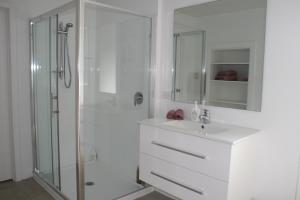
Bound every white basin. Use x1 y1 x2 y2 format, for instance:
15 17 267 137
162 120 227 134
139 118 259 144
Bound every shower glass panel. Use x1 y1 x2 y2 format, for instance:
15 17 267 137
173 31 206 103
31 4 78 198
31 15 60 189
82 3 151 200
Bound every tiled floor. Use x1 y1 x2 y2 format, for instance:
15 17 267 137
0 179 172 200
0 178 54 200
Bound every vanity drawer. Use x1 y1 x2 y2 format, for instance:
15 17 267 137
140 125 232 181
140 153 228 200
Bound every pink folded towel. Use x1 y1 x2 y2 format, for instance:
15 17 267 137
174 109 184 120
166 109 184 120
166 110 176 119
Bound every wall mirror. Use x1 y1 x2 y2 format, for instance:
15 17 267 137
172 0 267 111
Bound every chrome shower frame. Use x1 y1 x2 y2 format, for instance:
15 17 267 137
30 1 76 200
30 0 154 200
76 1 153 200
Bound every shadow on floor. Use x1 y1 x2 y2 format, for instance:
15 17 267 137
0 178 54 200
136 191 174 200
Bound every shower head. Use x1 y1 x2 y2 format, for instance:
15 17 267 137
65 23 73 32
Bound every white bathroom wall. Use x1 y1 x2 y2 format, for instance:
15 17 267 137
1 0 71 17
0 7 13 182
95 0 159 118
154 0 300 199
90 0 157 16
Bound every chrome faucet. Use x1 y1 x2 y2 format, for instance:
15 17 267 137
199 109 210 124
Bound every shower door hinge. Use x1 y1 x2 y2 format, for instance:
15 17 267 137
34 168 40 174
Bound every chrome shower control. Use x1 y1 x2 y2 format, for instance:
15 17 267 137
134 92 143 106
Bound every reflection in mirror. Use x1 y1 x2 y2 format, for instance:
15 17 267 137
173 31 206 103
172 0 267 111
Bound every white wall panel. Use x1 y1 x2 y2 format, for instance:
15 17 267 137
0 7 13 182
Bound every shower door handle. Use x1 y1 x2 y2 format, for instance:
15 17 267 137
50 92 59 115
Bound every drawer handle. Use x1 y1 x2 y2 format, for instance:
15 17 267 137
151 171 205 196
151 141 207 160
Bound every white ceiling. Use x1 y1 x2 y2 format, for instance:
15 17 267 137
176 0 267 18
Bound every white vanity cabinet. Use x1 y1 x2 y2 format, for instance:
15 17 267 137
139 119 259 200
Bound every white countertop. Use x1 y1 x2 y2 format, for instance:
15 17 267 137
138 118 259 145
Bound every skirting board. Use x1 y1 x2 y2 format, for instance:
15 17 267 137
296 157 300 200
297 175 300 200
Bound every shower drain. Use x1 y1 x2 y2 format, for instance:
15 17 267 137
85 181 95 186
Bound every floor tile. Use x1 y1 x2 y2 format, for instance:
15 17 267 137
0 179 174 200
135 191 174 200
0 179 54 200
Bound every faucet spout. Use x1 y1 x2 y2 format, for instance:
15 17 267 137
199 109 210 124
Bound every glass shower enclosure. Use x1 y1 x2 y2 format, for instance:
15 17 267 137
30 1 152 200
173 31 206 103
82 2 151 200
31 14 61 189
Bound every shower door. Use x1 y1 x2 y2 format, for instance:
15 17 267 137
173 31 206 103
81 2 151 200
31 15 60 189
